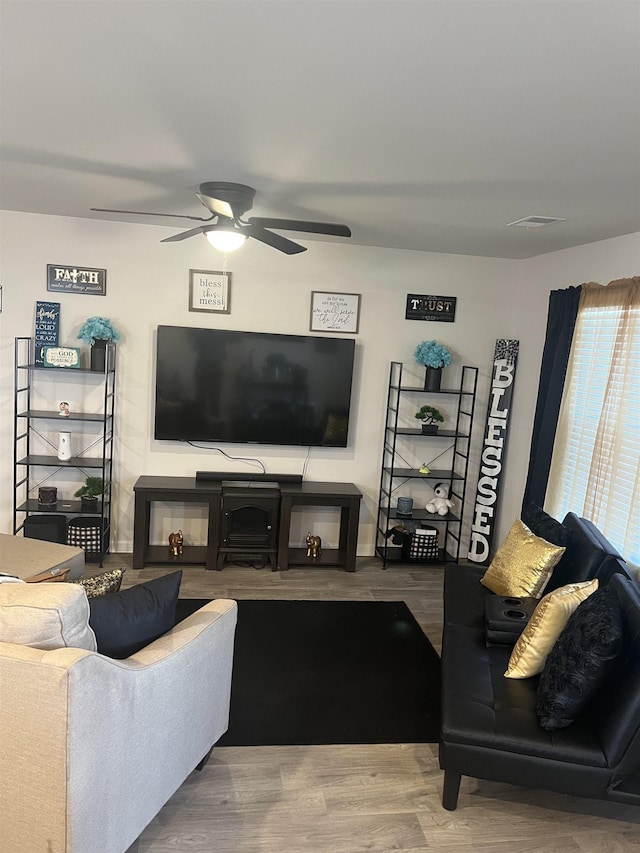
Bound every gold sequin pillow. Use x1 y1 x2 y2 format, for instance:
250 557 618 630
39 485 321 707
481 519 565 599
504 579 598 679
72 568 124 599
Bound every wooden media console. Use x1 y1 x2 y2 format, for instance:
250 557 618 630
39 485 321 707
132 476 362 572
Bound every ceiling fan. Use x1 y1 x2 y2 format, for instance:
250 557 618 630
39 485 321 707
91 182 352 254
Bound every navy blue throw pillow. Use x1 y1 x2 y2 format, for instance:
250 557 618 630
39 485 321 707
536 584 623 730
521 502 573 548
89 570 182 659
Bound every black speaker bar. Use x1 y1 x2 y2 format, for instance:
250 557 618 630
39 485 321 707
195 471 303 483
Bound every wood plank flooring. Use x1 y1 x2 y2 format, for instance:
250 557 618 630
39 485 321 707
97 555 640 853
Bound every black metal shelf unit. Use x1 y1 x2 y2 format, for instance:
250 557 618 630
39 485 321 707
375 361 478 567
13 336 116 565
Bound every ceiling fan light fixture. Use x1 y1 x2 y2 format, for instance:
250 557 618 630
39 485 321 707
205 229 247 252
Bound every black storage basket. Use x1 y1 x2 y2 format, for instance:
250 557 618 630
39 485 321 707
403 525 440 562
24 514 68 544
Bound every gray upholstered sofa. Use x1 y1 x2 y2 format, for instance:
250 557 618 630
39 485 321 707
0 583 237 853
440 512 640 811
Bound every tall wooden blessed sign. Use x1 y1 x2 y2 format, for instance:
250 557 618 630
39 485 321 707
468 339 520 565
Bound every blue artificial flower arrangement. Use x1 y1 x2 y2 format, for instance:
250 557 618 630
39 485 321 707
77 317 121 346
414 340 452 368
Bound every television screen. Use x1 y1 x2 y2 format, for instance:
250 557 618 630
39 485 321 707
154 326 356 447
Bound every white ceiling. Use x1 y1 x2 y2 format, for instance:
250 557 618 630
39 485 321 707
1 0 639 259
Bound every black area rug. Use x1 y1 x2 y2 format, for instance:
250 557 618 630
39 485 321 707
175 598 441 746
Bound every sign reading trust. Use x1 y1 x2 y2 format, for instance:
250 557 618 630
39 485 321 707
405 294 456 322
47 264 107 296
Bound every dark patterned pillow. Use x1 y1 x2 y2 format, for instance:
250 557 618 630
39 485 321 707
522 502 573 548
536 584 623 730
71 567 124 598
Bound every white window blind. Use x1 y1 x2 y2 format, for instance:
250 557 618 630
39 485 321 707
546 281 640 565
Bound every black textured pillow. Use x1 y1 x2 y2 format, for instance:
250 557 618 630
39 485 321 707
536 584 623 730
88 570 182 659
522 502 573 548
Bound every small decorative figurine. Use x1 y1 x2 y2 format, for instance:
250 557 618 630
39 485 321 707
168 530 184 557
425 483 454 516
58 401 70 417
306 531 322 559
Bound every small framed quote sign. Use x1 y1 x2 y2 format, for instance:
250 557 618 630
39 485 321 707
42 347 82 368
310 291 361 334
189 269 231 314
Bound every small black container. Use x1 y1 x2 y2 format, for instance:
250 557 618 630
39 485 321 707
90 339 108 371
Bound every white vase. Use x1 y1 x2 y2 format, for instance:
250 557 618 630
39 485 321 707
57 432 71 461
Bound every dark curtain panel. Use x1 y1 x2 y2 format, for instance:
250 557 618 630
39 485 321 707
522 286 582 510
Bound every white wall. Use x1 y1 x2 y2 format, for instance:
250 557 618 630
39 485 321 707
1 211 637 557
523 233 640 291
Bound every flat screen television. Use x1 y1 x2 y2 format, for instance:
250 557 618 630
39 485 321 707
154 325 356 447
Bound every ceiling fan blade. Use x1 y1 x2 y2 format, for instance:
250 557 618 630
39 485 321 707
196 193 234 219
247 217 351 238
240 223 307 254
91 207 213 222
160 224 217 243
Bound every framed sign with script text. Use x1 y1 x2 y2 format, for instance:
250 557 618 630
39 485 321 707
310 291 361 334
189 269 231 314
34 301 60 365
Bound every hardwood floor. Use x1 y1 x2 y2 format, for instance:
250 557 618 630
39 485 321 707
101 555 640 853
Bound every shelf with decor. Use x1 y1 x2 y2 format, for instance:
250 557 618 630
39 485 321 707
13 336 116 565
375 360 478 568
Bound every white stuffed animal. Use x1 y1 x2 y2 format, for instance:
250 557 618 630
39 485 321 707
425 482 454 516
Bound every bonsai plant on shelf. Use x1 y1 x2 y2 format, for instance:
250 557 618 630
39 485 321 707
74 476 104 511
415 405 444 434
77 317 121 371
414 340 452 390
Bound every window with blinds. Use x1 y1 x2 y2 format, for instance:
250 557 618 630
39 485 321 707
546 290 640 565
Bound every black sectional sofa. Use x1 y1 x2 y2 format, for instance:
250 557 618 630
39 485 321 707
440 512 640 810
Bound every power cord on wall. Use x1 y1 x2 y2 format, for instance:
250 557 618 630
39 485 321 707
186 440 309 482
186 441 267 474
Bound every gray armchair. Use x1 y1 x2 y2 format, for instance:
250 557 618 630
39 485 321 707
0 596 237 853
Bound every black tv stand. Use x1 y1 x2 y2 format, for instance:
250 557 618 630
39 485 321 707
195 471 303 484
132 476 362 572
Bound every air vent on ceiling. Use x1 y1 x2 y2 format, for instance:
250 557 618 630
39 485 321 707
507 215 567 228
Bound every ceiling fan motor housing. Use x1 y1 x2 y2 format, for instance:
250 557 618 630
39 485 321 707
198 182 256 218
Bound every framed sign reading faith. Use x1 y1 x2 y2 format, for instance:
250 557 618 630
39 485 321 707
310 291 361 334
47 264 107 296
189 269 231 314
